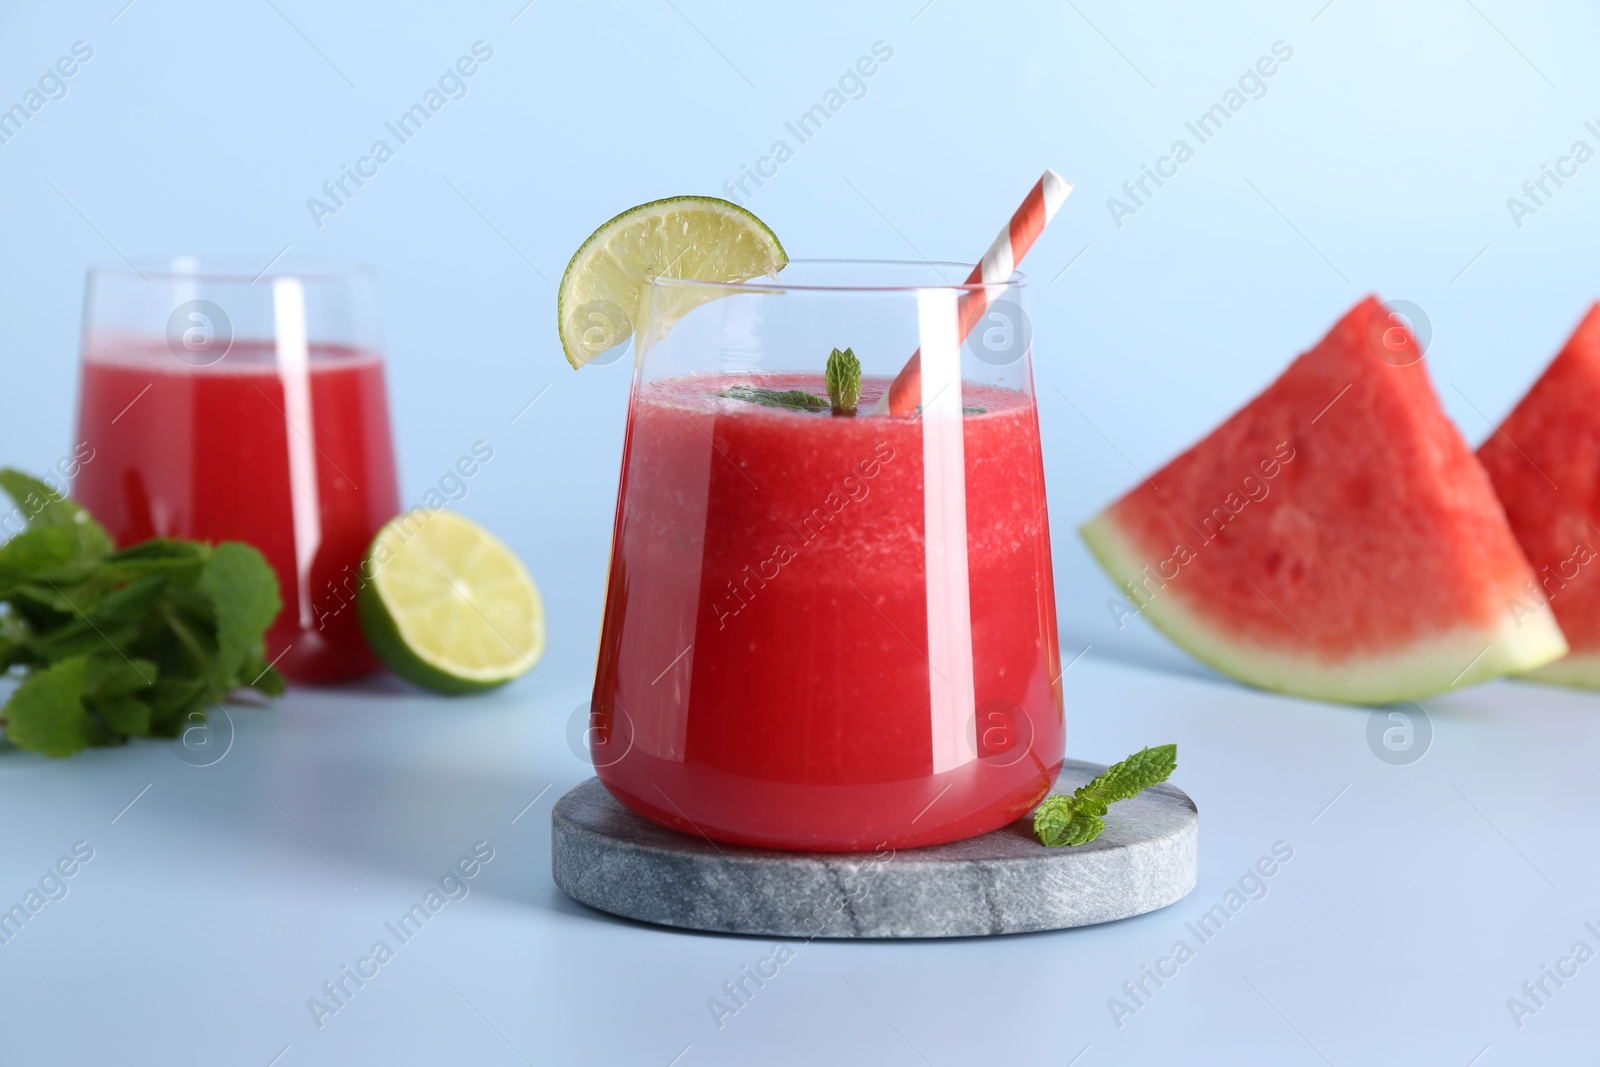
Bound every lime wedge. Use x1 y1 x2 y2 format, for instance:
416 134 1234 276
557 196 787 368
357 511 545 694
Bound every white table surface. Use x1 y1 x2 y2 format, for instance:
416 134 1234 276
2 652 1594 1066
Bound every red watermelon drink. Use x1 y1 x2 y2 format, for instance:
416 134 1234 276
556 188 1072 851
72 263 399 684
592 374 1063 850
588 259 1064 851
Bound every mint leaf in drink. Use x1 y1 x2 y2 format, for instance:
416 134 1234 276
1033 744 1177 847
825 347 862 415
716 385 831 412
0 471 284 757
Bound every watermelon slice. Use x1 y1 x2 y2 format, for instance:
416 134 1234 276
1082 296 1567 704
1479 304 1600 688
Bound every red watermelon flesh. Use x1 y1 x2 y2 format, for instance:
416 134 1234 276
1082 295 1566 703
1479 303 1600 687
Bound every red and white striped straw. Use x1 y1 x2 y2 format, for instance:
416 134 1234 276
868 169 1072 416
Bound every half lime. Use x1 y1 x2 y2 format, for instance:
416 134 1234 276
358 511 545 694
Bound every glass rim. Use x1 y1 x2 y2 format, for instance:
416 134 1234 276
87 256 375 285
647 258 1026 294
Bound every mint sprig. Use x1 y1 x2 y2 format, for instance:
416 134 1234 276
1033 744 1177 847
825 347 861 416
0 470 284 758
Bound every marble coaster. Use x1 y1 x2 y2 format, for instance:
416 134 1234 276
551 760 1198 938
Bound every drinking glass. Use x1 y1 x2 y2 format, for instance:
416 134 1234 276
590 260 1063 851
72 258 400 684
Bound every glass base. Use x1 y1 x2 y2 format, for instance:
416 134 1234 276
268 623 382 685
597 755 1063 852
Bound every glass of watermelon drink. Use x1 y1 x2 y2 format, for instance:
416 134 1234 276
590 260 1064 851
72 260 400 684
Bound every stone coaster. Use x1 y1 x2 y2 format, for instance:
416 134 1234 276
551 760 1198 938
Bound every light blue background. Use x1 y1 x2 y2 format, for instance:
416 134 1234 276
6 0 1600 676
2 1 1599 1064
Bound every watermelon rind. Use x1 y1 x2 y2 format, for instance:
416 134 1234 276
1475 304 1600 693
1520 652 1600 690
1082 511 1569 705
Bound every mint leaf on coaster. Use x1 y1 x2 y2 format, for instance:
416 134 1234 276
716 385 831 412
0 469 284 758
825 347 862 415
1033 744 1178 847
